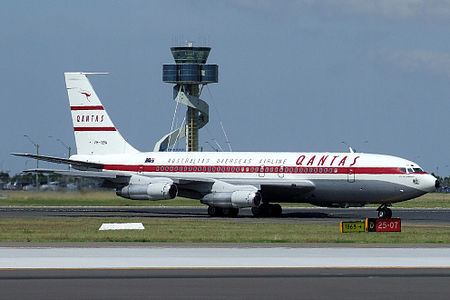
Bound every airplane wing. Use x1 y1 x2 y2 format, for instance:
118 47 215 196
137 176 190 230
23 168 121 179
11 153 103 169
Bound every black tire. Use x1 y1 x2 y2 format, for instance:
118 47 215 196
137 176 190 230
208 206 222 217
386 208 392 219
261 204 272 217
271 204 282 218
377 209 386 219
230 208 239 217
251 206 262 217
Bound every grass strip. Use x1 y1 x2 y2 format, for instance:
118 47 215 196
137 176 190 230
0 218 449 243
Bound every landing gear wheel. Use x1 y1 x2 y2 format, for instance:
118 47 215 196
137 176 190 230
377 206 392 219
208 206 222 217
385 208 392 219
377 209 386 219
251 206 262 218
230 208 239 217
272 204 282 217
252 204 282 218
222 208 239 218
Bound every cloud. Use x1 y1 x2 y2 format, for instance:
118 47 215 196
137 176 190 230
377 48 450 77
231 0 450 19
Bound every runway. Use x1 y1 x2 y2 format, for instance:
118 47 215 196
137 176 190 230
1 268 449 299
0 247 450 299
1 206 450 225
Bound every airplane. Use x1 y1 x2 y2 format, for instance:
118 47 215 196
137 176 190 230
13 72 440 219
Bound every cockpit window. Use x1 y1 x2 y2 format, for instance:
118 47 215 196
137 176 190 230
400 168 406 173
413 168 424 173
407 168 414 173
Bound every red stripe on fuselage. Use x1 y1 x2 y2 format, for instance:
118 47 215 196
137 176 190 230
102 164 411 175
74 127 116 131
71 106 104 110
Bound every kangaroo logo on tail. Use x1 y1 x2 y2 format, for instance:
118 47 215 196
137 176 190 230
80 91 91 101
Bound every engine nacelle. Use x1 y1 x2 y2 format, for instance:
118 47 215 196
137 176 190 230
201 190 261 208
117 182 178 200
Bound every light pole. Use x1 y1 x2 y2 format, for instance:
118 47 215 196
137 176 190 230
24 134 40 190
49 136 72 170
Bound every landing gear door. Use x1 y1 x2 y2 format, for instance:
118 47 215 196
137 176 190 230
347 168 355 183
259 165 265 177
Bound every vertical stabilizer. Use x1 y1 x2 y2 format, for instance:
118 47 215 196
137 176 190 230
65 72 139 155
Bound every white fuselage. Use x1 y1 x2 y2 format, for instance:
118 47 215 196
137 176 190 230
72 151 437 207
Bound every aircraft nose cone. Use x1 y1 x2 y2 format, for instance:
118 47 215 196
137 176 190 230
420 174 439 192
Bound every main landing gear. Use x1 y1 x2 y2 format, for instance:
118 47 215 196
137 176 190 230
377 204 392 219
251 204 282 218
207 206 239 218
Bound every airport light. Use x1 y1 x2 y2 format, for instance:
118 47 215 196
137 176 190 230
48 136 72 170
23 134 39 189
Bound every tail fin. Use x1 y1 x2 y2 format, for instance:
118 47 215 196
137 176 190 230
64 72 139 155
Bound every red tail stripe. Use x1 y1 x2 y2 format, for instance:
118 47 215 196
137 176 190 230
74 127 116 131
71 106 104 110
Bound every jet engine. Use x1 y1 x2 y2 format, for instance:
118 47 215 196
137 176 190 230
116 175 177 200
201 190 261 208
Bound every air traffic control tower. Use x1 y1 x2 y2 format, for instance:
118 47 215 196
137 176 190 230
153 43 218 152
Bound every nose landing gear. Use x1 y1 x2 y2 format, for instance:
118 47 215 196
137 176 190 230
377 204 392 219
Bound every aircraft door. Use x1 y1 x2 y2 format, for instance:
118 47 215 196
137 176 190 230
347 168 355 183
258 165 265 177
278 166 285 178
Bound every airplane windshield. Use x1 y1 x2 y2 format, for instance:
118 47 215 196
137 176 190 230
413 168 424 173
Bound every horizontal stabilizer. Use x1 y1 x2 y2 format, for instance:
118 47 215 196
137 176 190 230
11 153 103 169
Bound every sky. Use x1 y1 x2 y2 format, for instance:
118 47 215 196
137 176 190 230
0 0 449 176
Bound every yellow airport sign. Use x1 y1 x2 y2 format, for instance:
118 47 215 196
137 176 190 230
340 221 365 233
